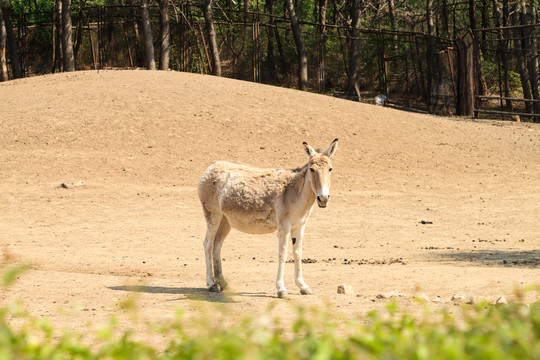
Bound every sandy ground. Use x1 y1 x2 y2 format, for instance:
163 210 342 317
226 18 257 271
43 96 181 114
1 70 539 346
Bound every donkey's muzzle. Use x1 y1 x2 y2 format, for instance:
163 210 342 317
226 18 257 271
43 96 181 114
316 194 330 208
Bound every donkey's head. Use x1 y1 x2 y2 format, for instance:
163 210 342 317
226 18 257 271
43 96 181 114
303 138 338 208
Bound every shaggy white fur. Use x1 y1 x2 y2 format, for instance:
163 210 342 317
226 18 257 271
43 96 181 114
198 139 338 298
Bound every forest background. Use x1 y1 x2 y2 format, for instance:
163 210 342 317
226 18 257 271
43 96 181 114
2 0 540 120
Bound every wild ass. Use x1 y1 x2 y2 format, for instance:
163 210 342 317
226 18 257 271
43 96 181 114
198 139 338 298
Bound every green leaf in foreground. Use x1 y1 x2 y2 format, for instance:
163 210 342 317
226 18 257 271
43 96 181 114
0 265 539 360
2 265 30 288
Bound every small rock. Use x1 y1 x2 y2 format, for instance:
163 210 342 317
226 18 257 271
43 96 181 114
432 296 448 303
375 291 403 299
451 294 474 305
60 181 85 189
337 284 354 295
495 296 508 305
451 294 467 304
388 290 404 298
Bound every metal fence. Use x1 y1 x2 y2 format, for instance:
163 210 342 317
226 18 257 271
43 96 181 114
474 23 540 121
5 3 540 121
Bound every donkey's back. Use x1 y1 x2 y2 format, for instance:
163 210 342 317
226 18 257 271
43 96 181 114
198 161 293 234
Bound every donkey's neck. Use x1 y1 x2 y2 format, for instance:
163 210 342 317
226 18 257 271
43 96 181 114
289 164 317 210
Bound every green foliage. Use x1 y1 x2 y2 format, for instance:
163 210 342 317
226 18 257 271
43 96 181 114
2 264 30 288
1 264 539 359
1 296 539 358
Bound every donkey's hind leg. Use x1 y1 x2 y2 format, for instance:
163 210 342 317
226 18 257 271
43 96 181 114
212 217 231 290
203 208 223 292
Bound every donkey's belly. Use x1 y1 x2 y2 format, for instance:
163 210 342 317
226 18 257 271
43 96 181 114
223 210 278 235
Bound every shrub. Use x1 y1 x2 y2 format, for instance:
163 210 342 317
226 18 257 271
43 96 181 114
1 264 539 359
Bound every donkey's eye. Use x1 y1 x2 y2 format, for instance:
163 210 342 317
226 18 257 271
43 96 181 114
310 168 315 172
329 168 333 172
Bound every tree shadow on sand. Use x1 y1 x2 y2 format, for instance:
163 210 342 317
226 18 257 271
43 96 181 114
434 249 540 268
107 285 274 303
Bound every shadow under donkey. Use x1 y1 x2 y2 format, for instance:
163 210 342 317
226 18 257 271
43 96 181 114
108 285 275 303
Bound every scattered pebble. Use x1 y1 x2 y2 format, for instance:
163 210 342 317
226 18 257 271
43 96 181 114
337 284 354 295
495 296 508 305
451 294 475 305
432 296 448 303
376 290 404 299
286 258 317 264
323 258 405 265
60 181 85 189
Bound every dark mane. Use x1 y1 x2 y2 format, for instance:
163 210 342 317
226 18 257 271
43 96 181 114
290 162 309 173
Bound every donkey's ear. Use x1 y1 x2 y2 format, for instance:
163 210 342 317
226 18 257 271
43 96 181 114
322 138 338 158
303 142 317 157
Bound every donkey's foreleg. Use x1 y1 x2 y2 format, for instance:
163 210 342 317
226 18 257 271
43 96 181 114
292 226 312 295
203 235 217 291
276 224 291 299
203 212 223 292
212 217 231 290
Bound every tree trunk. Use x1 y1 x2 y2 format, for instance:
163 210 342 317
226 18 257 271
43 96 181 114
513 3 533 114
347 0 361 97
159 0 170 70
62 0 75 71
426 0 435 108
527 0 540 119
54 0 63 72
270 0 287 76
2 7 21 78
264 0 278 80
468 0 477 29
73 0 86 65
317 0 328 92
203 0 221 76
51 1 57 72
127 0 144 67
480 0 489 54
244 0 250 20
426 0 434 36
493 0 512 111
388 0 397 51
141 0 156 70
0 8 8 81
440 0 449 37
265 0 286 80
284 0 307 90
469 0 487 98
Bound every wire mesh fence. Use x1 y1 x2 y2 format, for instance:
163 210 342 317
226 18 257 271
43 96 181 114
474 23 540 121
4 2 540 121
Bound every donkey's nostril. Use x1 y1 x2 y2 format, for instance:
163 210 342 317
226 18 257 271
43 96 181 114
317 195 329 204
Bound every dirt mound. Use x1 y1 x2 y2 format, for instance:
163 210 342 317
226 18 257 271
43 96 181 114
1 70 539 345
3 70 537 188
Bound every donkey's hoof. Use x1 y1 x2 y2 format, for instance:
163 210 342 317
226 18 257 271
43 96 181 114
277 290 289 299
209 284 221 292
300 287 313 295
216 281 228 291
